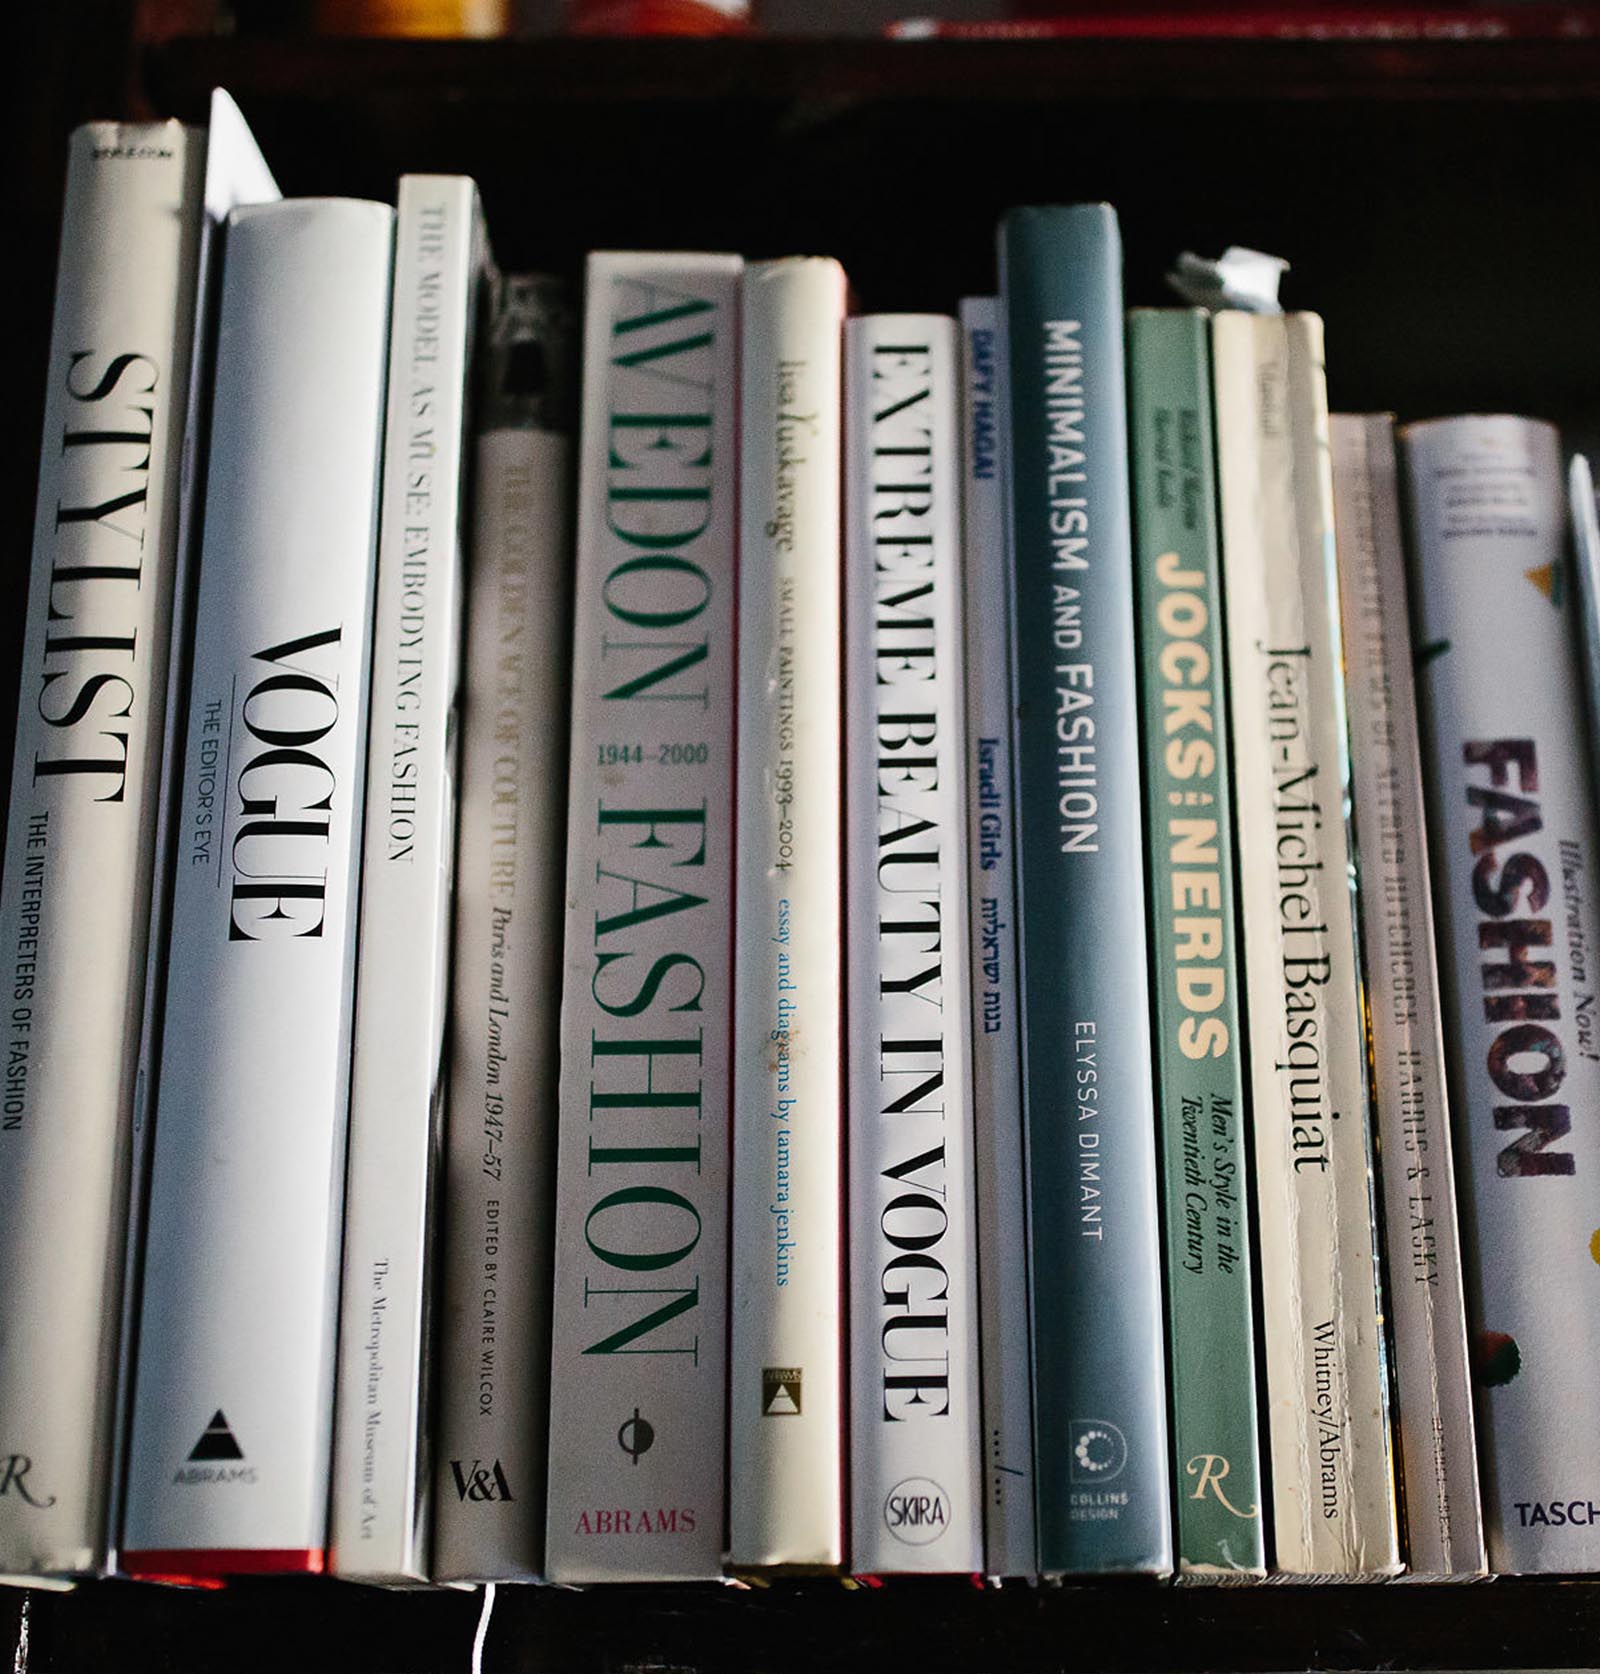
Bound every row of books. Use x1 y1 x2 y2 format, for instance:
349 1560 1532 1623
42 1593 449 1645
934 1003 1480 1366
3 90 1599 1592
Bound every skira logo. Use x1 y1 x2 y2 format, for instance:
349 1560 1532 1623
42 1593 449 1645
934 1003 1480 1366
883 1477 949 1546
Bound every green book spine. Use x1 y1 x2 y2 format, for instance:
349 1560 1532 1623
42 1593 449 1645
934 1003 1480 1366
1128 309 1266 1578
998 204 1172 1575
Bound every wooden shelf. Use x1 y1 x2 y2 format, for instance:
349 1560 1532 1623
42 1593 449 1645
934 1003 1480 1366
9 1571 1600 1672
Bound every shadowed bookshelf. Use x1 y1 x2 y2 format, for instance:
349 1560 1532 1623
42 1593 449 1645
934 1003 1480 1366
6 4 1600 1668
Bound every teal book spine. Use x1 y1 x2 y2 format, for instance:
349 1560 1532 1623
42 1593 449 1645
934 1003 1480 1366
997 205 1172 1576
1127 309 1265 1578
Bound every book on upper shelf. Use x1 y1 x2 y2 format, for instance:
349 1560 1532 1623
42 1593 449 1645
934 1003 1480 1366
545 251 739 1585
1403 413 1600 1576
1128 306 1266 1581
121 195 393 1584
729 255 849 1573
843 312 983 1577
998 203 1172 1579
432 273 575 1585
1213 310 1400 1580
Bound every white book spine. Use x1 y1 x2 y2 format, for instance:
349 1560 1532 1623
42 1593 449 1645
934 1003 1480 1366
1329 413 1486 1579
0 121 204 1582
432 277 574 1583
1573 453 1600 804
1402 415 1600 1574
845 315 982 1574
112 90 279 1578
332 176 486 1584
1212 313 1400 1578
957 296 1036 1580
121 198 393 1578
730 256 848 1569
544 252 741 1583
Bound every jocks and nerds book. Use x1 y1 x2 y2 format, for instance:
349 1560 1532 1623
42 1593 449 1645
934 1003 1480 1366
1329 413 1485 1580
545 253 741 1583
332 176 490 1585
997 205 1172 1577
958 296 1037 1580
1402 415 1600 1574
730 256 848 1570
1127 309 1265 1580
0 119 205 1586
433 276 576 1584
844 315 983 1576
121 198 393 1582
1212 312 1400 1579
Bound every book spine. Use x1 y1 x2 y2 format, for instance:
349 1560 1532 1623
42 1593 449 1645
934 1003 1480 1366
1330 412 1486 1580
997 204 1171 1577
111 90 280 1578
544 252 741 1584
844 315 982 1574
120 197 393 1580
1212 311 1400 1577
958 296 1037 1580
729 256 848 1570
331 177 487 1584
0 120 204 1584
1401 414 1600 1575
432 277 575 1584
1571 454 1600 806
1127 308 1266 1579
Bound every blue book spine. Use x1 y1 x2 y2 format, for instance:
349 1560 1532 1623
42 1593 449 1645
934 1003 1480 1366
997 204 1172 1576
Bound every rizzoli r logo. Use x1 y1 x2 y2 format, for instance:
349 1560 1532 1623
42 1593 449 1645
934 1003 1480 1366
451 1459 514 1503
1186 1453 1259 1519
0 1454 55 1508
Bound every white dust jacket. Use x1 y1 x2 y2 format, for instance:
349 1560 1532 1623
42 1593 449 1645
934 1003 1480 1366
1404 415 1600 1574
112 90 280 1579
545 252 741 1583
844 314 982 1574
332 176 488 1585
0 120 205 1584
121 198 392 1581
729 256 848 1570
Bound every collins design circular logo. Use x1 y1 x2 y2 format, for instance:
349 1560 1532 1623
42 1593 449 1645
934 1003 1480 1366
1069 1419 1128 1483
883 1477 950 1545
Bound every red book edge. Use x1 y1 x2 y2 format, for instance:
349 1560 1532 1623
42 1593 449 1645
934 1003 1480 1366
120 1548 325 1586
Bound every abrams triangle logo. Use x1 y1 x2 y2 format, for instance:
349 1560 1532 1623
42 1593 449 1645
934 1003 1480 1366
173 1411 257 1485
188 1410 244 1462
761 1367 802 1417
